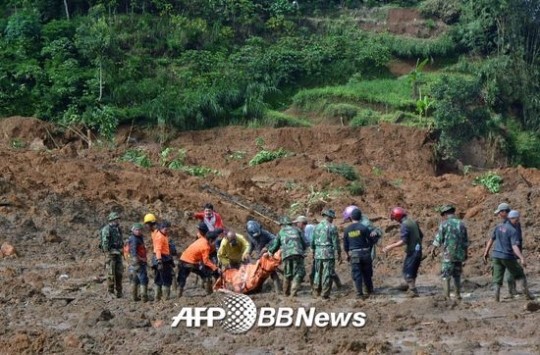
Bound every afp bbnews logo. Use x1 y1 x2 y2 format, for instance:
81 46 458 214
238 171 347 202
171 290 367 334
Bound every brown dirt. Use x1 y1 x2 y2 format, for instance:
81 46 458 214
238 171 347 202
0 116 539 354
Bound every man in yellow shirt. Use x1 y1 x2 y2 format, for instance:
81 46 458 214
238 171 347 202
218 231 250 269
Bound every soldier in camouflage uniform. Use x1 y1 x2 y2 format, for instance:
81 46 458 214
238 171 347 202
430 205 469 300
100 212 124 298
311 209 342 299
267 216 307 297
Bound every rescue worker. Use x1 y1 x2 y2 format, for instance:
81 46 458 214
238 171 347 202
343 208 379 298
152 221 174 301
429 205 468 300
128 223 148 302
483 210 534 302
493 202 521 297
342 205 383 261
383 207 423 297
178 230 221 296
100 212 124 298
311 209 342 299
143 213 159 241
218 231 250 269
267 216 307 297
187 203 224 232
246 220 282 294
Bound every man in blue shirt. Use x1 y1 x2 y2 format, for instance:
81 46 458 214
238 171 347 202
483 210 533 302
343 209 379 298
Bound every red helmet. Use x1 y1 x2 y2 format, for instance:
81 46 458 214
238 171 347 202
390 207 407 222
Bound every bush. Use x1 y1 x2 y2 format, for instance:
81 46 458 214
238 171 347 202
419 0 461 24
249 110 312 128
324 163 359 181
121 149 152 168
249 148 289 166
473 172 503 193
350 109 379 127
347 181 365 196
324 104 359 120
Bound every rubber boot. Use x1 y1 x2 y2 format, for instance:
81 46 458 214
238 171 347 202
454 276 462 300
273 277 283 295
519 279 534 300
290 279 300 297
407 280 418 298
115 276 123 299
333 273 343 290
163 286 171 300
494 285 501 302
283 279 291 296
508 280 517 298
140 285 148 302
204 279 213 295
155 286 162 301
131 283 140 301
443 278 451 298
177 288 183 298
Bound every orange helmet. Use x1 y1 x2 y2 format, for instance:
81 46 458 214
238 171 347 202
390 207 407 222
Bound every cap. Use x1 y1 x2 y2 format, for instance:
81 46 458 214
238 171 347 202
508 210 520 218
131 223 144 231
322 209 336 218
279 216 292 225
439 205 456 215
494 203 511 215
293 216 308 223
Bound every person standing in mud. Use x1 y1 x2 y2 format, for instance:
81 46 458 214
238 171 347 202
343 205 383 261
383 207 423 297
187 203 224 232
267 216 307 297
493 202 522 297
152 221 174 301
100 212 124 298
343 208 379 298
178 230 221 297
483 210 533 302
246 220 282 294
127 223 148 302
429 205 468 300
218 231 251 269
311 209 342 299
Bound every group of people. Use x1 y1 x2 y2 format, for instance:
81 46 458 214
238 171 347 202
98 201 535 302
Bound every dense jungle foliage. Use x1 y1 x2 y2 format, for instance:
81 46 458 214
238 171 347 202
0 0 539 166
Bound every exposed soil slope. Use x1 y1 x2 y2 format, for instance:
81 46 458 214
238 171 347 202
0 117 539 354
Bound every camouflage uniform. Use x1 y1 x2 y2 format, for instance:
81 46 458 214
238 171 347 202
311 216 341 298
433 213 468 298
268 218 307 296
101 213 124 298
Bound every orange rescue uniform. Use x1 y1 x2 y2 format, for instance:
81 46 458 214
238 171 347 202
180 238 218 271
153 230 170 260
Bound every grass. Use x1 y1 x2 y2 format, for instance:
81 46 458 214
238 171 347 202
249 148 290 166
324 162 359 181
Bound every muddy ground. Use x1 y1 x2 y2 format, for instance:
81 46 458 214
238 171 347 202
0 116 539 354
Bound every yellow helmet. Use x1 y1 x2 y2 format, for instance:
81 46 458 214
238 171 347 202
144 213 157 224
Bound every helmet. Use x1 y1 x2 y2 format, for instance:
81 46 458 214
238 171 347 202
197 222 209 235
439 205 455 215
350 208 362 221
158 220 171 229
131 223 144 231
279 216 292 225
342 205 360 221
108 212 120 221
390 207 407 222
144 213 157 224
322 209 336 219
246 220 261 237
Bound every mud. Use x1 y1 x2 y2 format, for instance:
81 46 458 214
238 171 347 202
0 117 539 354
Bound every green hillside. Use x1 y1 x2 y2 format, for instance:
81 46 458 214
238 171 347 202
1 0 539 166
